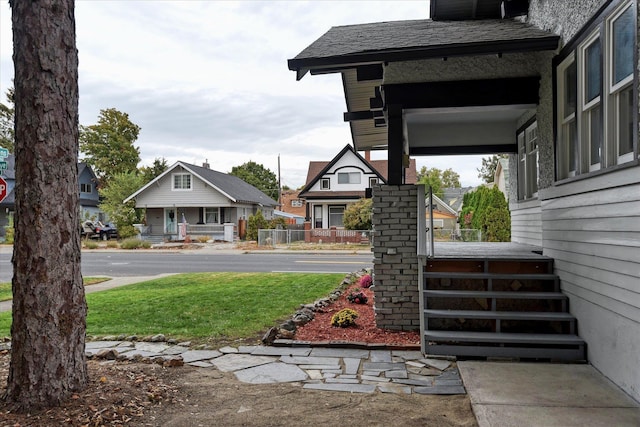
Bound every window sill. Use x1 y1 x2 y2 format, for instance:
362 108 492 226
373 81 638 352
554 158 639 186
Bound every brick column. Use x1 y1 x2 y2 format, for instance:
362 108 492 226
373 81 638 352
372 184 419 331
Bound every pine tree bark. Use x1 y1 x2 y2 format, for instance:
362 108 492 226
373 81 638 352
4 0 87 410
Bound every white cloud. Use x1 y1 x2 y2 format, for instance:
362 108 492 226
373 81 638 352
1 1 486 188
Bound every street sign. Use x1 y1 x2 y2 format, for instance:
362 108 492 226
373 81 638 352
0 147 7 158
0 161 7 170
0 177 7 203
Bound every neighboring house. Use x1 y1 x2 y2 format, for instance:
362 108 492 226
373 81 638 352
441 186 475 216
124 161 278 241
289 0 640 401
78 162 102 222
426 193 458 231
0 156 101 239
298 144 416 228
279 189 306 218
494 157 510 199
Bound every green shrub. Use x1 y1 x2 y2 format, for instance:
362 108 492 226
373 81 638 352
120 238 151 249
106 240 119 249
246 210 269 241
3 215 14 244
117 224 138 239
84 241 99 249
343 198 372 230
331 308 359 328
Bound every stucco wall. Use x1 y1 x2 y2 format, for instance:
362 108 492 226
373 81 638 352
371 185 420 331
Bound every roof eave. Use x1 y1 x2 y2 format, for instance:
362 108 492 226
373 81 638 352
288 36 559 76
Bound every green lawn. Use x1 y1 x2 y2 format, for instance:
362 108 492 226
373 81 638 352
0 277 109 302
0 272 344 341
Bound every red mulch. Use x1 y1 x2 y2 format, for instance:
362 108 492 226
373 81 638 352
294 284 421 347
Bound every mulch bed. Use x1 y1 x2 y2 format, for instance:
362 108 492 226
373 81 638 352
294 283 421 347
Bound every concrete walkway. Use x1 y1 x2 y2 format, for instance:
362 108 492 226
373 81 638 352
458 361 640 427
0 274 176 313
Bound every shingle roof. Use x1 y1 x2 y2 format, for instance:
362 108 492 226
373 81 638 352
181 162 278 207
289 18 559 75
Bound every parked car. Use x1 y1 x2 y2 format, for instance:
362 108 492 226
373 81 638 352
81 220 118 240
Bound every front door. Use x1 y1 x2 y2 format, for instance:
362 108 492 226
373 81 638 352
165 208 176 234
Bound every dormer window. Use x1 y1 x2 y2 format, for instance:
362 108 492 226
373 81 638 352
320 178 330 190
369 177 379 187
338 172 361 184
173 173 192 190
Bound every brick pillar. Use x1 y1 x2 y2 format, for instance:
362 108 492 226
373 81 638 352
372 184 419 331
304 221 311 243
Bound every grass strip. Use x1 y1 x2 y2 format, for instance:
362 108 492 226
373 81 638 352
0 272 343 340
0 277 110 302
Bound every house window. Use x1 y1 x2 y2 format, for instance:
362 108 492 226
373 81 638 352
610 2 635 163
337 172 361 184
173 173 192 190
369 177 379 187
291 199 303 208
205 207 219 224
328 205 345 228
555 0 637 179
314 205 323 228
320 178 330 190
80 183 92 193
517 121 538 200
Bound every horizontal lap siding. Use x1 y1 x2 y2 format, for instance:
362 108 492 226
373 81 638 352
541 175 640 401
542 182 640 317
510 200 542 246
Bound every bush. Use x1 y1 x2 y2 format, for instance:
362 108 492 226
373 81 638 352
106 240 119 249
359 274 372 288
347 291 368 304
3 215 14 244
343 198 372 230
120 238 151 249
117 224 138 240
331 308 359 328
246 210 269 241
84 241 99 249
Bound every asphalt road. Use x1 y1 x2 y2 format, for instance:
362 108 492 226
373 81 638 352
0 249 373 282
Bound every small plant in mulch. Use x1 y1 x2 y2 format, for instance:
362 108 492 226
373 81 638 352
347 291 368 305
331 308 359 328
359 274 372 288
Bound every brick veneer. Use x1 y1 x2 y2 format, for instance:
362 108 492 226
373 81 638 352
371 184 420 331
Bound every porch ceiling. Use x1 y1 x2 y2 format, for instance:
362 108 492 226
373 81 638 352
289 17 558 155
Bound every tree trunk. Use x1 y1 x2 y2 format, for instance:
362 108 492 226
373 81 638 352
4 0 87 410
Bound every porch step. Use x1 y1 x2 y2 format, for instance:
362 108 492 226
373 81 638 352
424 290 567 300
424 309 575 321
423 330 586 361
423 272 559 281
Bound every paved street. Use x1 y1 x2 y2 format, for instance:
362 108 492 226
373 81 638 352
0 245 373 282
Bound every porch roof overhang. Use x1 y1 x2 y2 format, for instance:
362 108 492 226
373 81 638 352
288 18 559 154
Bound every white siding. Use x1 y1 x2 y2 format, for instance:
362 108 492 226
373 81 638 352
541 166 640 401
510 198 542 246
309 149 379 192
133 166 230 208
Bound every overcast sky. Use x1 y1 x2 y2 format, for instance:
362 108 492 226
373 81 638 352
0 0 485 189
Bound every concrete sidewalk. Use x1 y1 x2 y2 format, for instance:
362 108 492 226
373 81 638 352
0 274 175 313
458 361 640 427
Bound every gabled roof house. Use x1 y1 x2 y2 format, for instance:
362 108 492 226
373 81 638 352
289 0 640 402
125 161 278 241
298 144 416 228
1 156 102 239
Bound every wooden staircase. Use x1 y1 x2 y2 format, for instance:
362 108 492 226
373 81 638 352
422 257 586 361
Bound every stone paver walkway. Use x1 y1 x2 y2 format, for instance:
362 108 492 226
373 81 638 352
82 341 465 395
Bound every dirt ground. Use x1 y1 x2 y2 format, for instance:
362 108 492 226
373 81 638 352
0 275 477 426
0 351 477 427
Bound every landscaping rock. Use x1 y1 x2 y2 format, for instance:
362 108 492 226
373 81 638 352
150 334 166 342
96 348 118 360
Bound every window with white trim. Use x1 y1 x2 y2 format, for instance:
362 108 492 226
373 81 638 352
337 172 361 184
555 0 637 180
517 121 539 200
314 205 323 228
320 178 330 190
173 173 192 190
291 199 303 208
328 205 345 228
80 183 92 193
369 177 379 187
205 207 219 224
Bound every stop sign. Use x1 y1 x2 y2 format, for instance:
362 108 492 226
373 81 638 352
0 177 7 203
